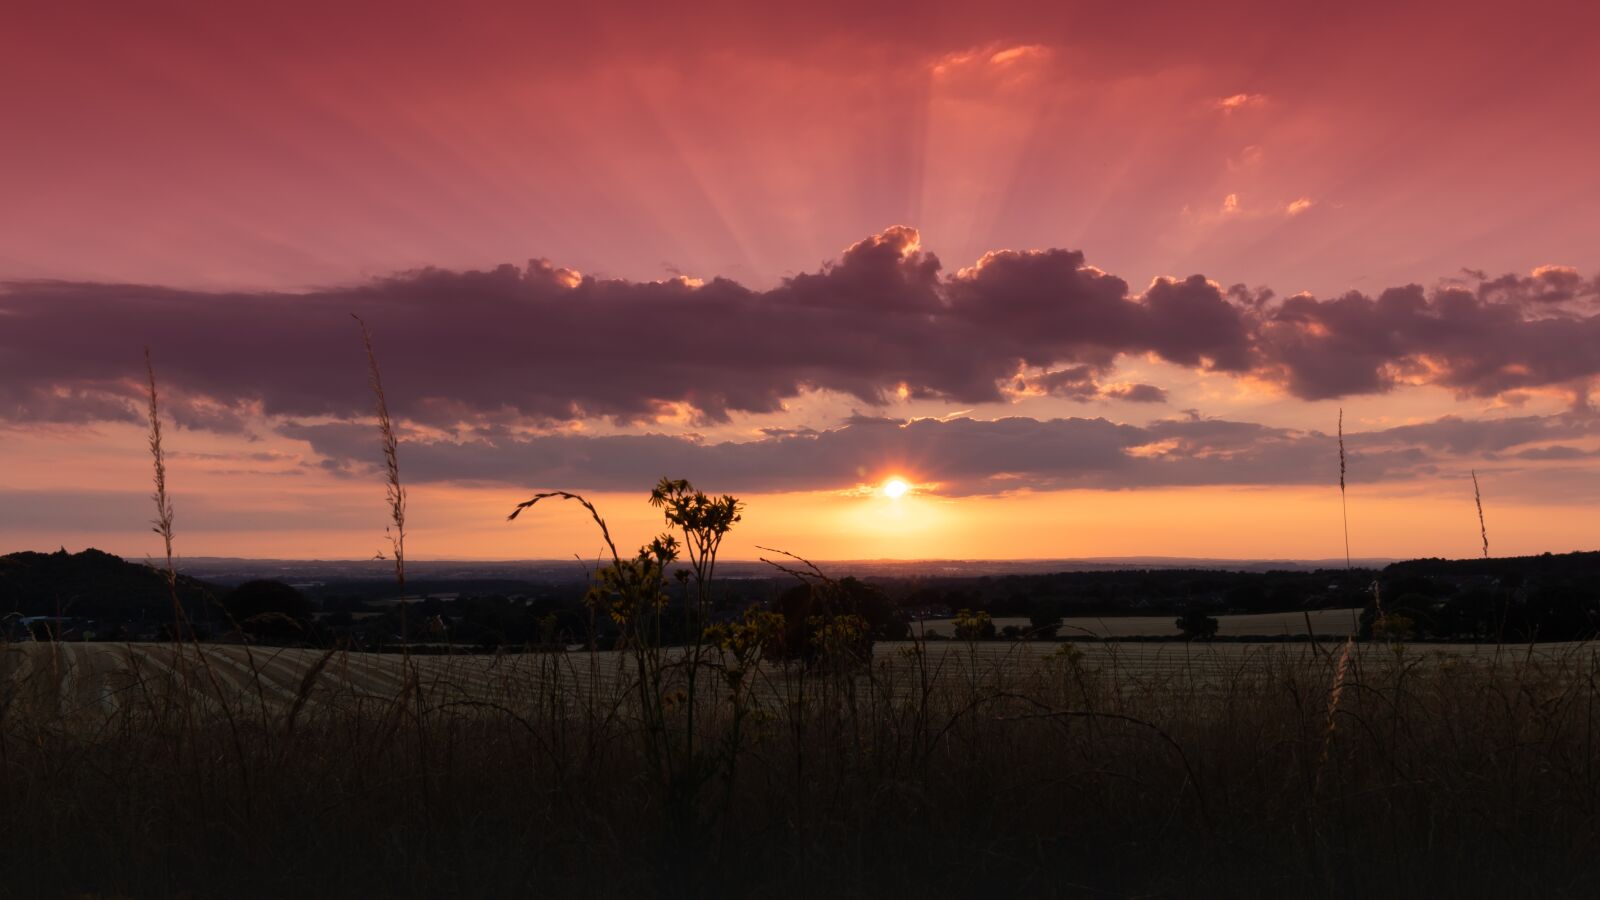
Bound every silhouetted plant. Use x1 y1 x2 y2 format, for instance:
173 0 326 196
223 580 312 641
1174 608 1219 640
1472 469 1489 559
765 575 897 664
509 476 762 889
1338 407 1351 569
952 608 994 641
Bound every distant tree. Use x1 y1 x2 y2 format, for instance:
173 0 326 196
223 580 311 640
1434 587 1495 640
1175 609 1219 640
769 576 905 664
1360 589 1440 640
1224 580 1268 612
1029 599 1064 638
1391 592 1440 637
1370 613 1417 642
840 577 908 641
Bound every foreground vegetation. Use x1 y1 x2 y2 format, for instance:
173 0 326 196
4 635 1600 898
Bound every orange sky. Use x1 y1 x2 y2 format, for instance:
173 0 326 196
3 1 1599 561
4 394 1597 562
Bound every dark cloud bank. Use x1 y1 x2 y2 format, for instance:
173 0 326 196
3 228 1597 493
279 411 1600 496
5 227 1596 427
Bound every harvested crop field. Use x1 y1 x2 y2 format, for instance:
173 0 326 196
6 637 1600 898
5 636 1594 725
916 607 1366 638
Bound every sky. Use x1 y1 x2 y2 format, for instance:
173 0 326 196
3 0 1600 562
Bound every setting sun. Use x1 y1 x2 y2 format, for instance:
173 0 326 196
882 477 911 499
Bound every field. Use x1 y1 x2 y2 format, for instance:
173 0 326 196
5 635 1600 898
915 607 1365 638
0 635 1589 721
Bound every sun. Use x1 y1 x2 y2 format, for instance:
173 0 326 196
882 477 910 499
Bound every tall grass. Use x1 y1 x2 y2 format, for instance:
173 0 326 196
353 314 406 632
1473 468 1490 558
144 347 183 641
1337 407 1350 570
140 348 253 802
351 314 440 815
3 635 1599 897
1338 410 1391 634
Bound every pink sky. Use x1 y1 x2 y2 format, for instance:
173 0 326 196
3 0 1599 560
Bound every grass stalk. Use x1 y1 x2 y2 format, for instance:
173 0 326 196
1473 468 1489 559
1338 408 1351 571
145 348 184 645
352 314 429 819
143 348 252 809
353 315 407 633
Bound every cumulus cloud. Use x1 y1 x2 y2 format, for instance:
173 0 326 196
1 229 1597 430
1256 276 1600 400
1477 265 1598 307
0 227 1254 429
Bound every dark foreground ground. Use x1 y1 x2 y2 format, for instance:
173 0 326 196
3 640 1598 898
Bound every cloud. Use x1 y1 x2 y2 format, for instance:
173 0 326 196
1227 145 1264 170
0 487 370 533
1214 93 1268 112
1014 368 1165 404
2 230 1598 430
1285 197 1314 216
1365 414 1589 455
931 43 1052 79
1507 444 1596 461
1256 275 1600 400
988 45 1049 66
1104 383 1168 403
0 228 1255 429
280 411 1599 497
1027 366 1102 400
1477 265 1598 307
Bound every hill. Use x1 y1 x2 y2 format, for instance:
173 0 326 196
0 547 217 621
1384 550 1600 580
1372 550 1600 641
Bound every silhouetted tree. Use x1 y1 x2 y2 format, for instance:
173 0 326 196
1175 609 1218 640
223 580 311 640
769 576 901 664
1029 599 1063 638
